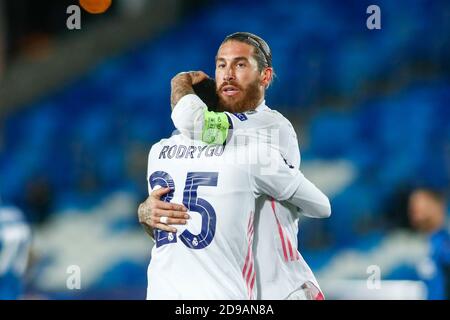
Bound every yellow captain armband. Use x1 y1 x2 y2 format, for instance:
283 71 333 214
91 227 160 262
202 110 230 144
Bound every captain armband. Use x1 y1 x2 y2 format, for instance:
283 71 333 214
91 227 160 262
202 110 231 144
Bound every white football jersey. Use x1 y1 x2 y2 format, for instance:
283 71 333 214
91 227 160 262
251 120 323 300
146 132 302 300
172 94 326 299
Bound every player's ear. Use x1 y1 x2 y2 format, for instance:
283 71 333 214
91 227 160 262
260 67 273 88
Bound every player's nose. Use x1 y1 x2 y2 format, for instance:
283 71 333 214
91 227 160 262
223 67 236 82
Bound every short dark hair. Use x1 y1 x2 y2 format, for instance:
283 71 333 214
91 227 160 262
222 32 273 72
193 77 219 111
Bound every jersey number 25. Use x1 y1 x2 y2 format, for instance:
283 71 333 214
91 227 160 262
149 171 218 249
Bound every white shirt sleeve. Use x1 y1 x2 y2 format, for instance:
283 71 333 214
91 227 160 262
171 94 207 140
278 119 330 218
288 172 331 218
248 142 331 218
277 116 300 170
249 142 303 201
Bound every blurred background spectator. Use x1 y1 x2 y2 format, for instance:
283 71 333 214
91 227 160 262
0 202 32 299
0 0 449 299
409 189 449 300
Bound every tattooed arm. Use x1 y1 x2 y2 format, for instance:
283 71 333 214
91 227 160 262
170 71 208 110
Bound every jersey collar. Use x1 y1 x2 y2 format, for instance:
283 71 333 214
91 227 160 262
255 100 269 111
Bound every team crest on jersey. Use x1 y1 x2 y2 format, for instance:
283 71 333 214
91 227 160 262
232 113 248 121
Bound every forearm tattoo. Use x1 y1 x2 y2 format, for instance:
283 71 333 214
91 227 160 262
139 203 155 239
171 73 195 110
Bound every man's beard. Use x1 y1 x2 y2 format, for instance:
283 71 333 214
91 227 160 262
216 79 262 113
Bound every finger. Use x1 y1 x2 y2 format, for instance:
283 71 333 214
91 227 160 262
147 210 189 224
152 208 190 219
151 223 178 233
190 71 209 84
145 219 175 233
166 218 187 225
198 73 208 81
152 199 187 212
191 70 207 78
152 215 187 225
151 187 171 198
